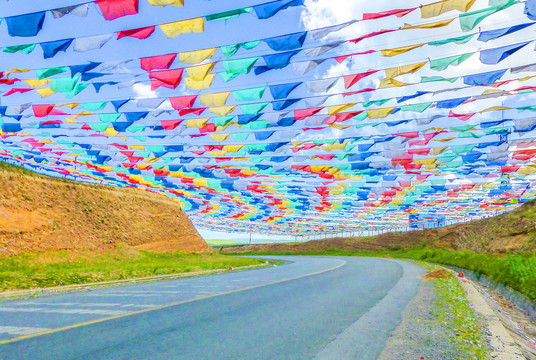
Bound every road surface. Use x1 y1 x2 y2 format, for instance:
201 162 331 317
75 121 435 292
0 256 424 359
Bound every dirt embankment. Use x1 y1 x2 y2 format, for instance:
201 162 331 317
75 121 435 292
225 200 536 255
0 162 210 256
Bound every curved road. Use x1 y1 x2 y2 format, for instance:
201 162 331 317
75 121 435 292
0 256 424 359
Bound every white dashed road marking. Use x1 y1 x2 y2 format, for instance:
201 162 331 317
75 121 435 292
0 327 51 336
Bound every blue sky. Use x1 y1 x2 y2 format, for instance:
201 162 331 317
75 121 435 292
1 0 536 242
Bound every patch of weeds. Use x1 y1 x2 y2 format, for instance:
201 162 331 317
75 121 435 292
418 261 489 359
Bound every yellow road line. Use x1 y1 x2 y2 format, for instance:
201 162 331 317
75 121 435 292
0 259 346 345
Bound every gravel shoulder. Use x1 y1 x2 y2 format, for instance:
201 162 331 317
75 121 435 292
378 265 489 359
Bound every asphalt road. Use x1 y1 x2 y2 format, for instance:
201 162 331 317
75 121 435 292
0 256 424 360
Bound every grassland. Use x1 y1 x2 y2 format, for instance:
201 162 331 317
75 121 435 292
231 247 536 302
205 239 244 246
0 246 267 291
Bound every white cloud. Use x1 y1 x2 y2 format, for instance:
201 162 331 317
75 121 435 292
300 0 367 29
132 82 156 99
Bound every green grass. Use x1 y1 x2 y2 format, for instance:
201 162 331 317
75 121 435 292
0 246 267 291
206 239 244 246
232 248 536 302
418 261 488 358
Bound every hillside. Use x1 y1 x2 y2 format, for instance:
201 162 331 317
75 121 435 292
225 200 536 255
0 162 209 256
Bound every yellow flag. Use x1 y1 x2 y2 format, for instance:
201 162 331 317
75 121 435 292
72 112 93 119
36 88 55 97
518 165 536 175
223 145 243 153
209 133 230 141
480 106 510 113
65 117 77 123
209 105 236 116
130 145 145 150
192 178 207 187
384 62 427 78
311 165 329 172
184 73 214 90
24 79 51 88
6 68 30 75
414 158 437 165
159 18 204 38
403 18 454 29
186 118 209 128
435 137 455 142
328 124 352 129
62 103 80 109
99 166 113 172
328 168 341 175
381 43 425 57
379 78 410 89
179 48 217 64
367 107 395 119
185 62 215 81
326 141 347 151
327 103 356 115
103 127 119 137
520 75 536 82
420 0 475 18
199 92 230 106
147 0 183 6
481 89 503 95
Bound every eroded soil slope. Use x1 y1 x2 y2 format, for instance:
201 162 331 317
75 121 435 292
0 162 209 255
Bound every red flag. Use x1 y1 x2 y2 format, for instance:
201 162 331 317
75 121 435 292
117 26 155 39
140 53 177 71
161 120 183 130
343 70 379 89
149 68 183 89
179 108 205 116
350 29 395 44
95 0 139 20
448 111 476 121
294 107 323 121
3 88 32 96
363 8 416 20
169 95 197 110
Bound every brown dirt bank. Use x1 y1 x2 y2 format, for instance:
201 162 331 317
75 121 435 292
224 200 536 255
0 162 209 256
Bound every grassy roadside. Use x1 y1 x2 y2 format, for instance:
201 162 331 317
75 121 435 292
230 248 536 302
420 262 488 358
0 246 267 291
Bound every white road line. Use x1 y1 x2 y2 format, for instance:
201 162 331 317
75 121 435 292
8 302 123 307
0 326 51 336
0 307 127 315
84 293 168 297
